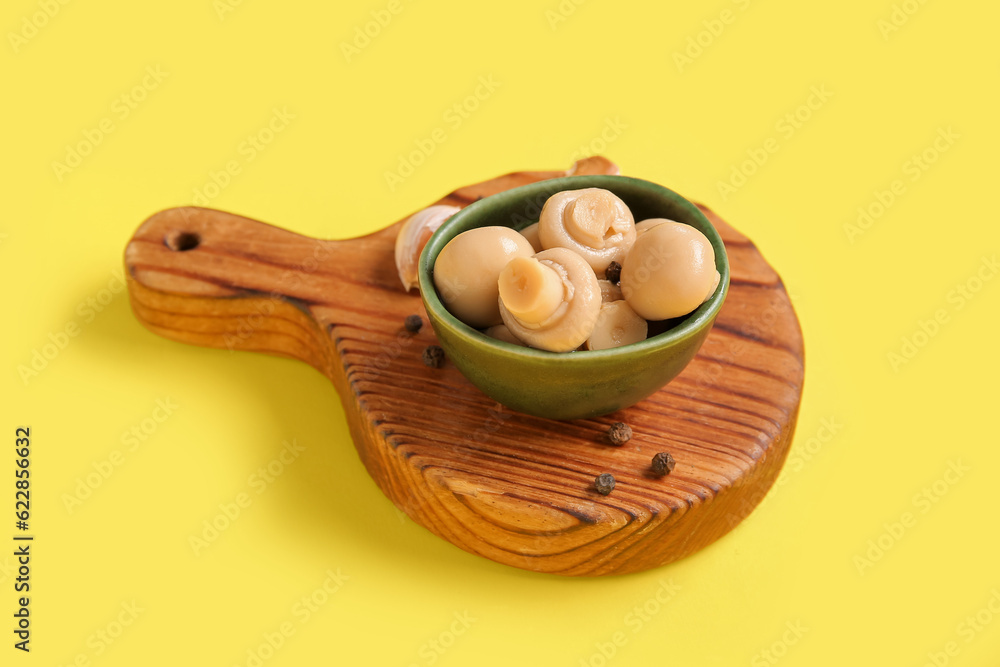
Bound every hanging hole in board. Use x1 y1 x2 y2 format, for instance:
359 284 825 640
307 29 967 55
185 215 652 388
165 231 201 251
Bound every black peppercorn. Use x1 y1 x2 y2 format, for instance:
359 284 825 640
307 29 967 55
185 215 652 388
422 345 445 368
605 261 622 285
594 473 616 495
404 314 423 333
651 452 675 476
607 422 632 446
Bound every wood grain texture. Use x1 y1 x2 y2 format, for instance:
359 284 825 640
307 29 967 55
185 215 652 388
124 156 804 576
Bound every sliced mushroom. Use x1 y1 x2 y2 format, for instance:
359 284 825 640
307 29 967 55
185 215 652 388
483 324 527 347
586 301 648 351
538 188 636 275
621 221 720 321
497 247 601 352
394 205 461 291
433 226 535 328
598 279 623 303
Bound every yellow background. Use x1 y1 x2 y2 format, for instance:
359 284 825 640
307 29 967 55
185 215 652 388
4 0 999 665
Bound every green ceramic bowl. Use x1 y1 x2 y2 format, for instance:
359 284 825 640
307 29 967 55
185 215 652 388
418 175 729 420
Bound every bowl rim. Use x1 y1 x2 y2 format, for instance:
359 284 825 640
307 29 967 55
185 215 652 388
418 174 730 362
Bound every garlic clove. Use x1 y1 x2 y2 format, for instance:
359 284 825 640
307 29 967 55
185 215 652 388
566 156 621 176
395 204 461 292
586 301 648 351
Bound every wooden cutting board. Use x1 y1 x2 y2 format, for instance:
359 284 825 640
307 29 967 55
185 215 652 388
124 157 804 576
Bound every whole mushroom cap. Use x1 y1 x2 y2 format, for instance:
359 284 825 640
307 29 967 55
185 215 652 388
433 226 535 328
538 188 636 276
621 221 719 321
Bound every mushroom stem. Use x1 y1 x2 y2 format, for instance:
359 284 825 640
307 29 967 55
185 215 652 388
498 257 565 324
586 301 648 350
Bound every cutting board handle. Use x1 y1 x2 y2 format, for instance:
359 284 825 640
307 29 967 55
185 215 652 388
123 205 373 377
